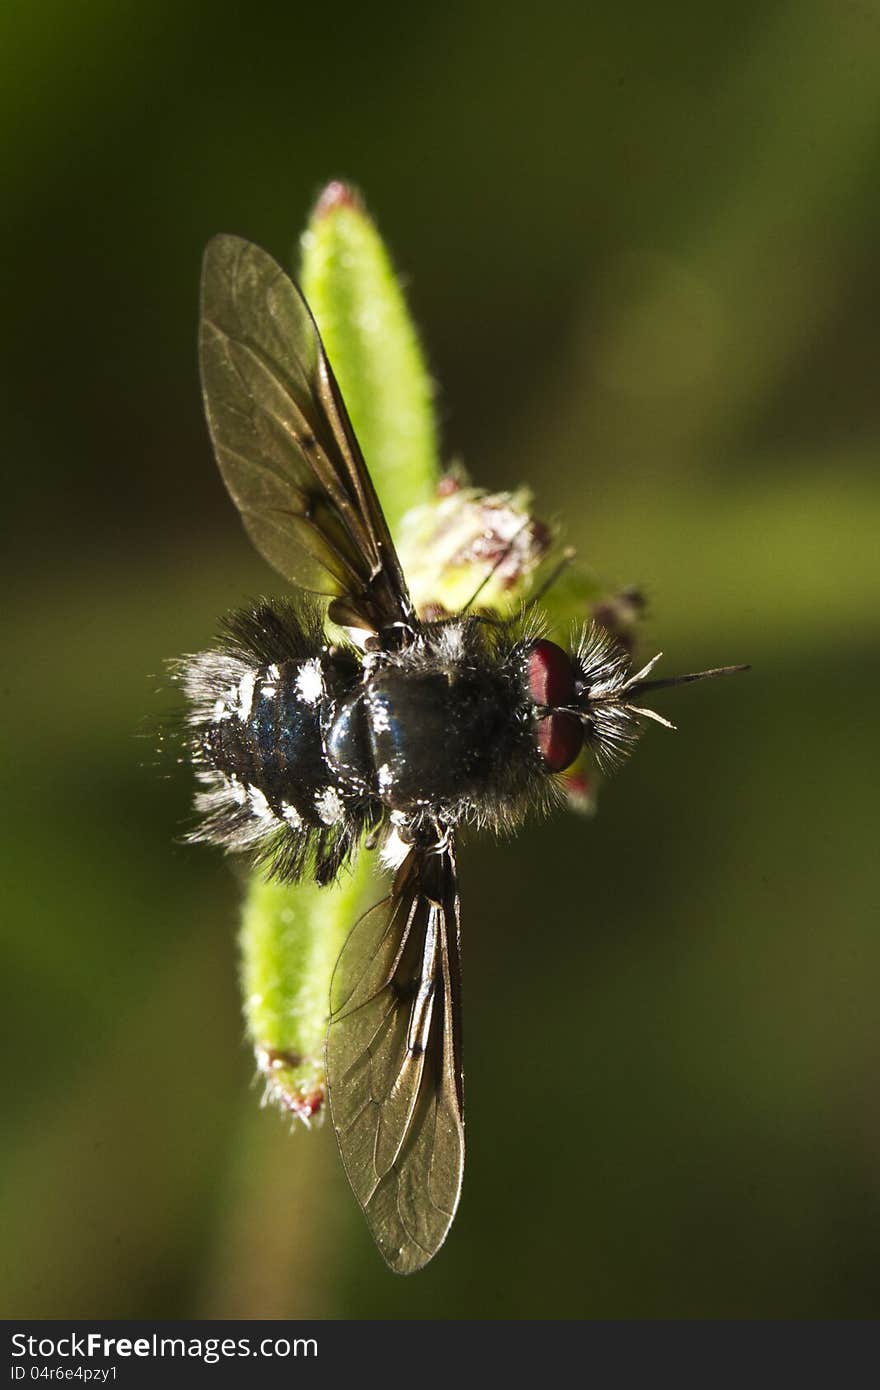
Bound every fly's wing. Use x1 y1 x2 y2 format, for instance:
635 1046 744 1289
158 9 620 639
326 841 464 1274
200 234 413 634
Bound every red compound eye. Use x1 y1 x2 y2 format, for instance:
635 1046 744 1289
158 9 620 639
535 713 584 772
528 639 576 707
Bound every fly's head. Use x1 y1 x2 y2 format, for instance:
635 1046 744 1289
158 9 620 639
525 623 748 776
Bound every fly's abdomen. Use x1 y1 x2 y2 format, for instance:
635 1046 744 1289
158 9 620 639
201 657 329 828
182 644 366 883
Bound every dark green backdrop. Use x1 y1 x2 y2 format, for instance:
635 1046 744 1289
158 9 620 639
3 0 879 1318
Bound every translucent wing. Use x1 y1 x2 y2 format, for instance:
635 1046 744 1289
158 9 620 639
199 234 413 634
326 841 464 1274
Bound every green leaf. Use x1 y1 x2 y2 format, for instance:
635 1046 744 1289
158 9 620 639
299 181 439 536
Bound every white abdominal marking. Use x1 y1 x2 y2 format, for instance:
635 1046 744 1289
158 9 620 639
226 775 248 806
248 785 275 824
236 671 256 720
314 787 344 825
296 659 324 706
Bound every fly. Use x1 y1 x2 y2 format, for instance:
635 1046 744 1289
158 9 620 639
179 234 747 1274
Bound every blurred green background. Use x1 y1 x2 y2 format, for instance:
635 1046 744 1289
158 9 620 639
3 0 879 1319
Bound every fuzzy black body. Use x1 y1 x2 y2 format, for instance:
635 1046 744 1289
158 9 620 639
182 599 550 885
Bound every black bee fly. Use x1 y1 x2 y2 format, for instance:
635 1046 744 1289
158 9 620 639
180 234 746 1274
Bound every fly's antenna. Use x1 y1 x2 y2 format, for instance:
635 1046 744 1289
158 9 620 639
626 663 750 697
614 662 749 738
558 639 750 770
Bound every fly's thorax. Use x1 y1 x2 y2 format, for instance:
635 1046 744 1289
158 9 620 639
356 620 544 822
364 665 526 813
